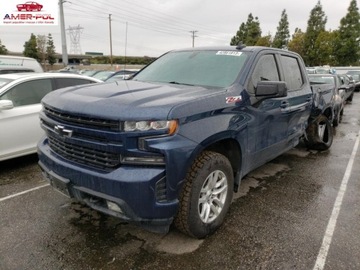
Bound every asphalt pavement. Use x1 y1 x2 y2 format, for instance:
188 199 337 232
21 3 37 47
1 93 360 270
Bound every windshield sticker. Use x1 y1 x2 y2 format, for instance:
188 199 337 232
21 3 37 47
226 96 242 104
216 51 243 56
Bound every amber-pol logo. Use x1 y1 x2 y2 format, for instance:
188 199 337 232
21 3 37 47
1 0 59 26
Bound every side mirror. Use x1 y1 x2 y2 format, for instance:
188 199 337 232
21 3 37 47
255 81 288 98
0 100 14 110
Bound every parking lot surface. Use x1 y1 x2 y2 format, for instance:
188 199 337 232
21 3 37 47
1 95 360 270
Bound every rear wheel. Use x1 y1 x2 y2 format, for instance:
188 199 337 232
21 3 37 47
174 151 234 239
333 109 341 127
305 115 333 151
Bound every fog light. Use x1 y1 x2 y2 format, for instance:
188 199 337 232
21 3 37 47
106 201 123 213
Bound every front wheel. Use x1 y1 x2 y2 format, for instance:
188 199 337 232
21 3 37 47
305 115 333 151
174 151 234 239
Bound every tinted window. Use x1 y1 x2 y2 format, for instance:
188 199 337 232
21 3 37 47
248 54 279 94
0 79 52 106
54 78 96 90
281 55 303 90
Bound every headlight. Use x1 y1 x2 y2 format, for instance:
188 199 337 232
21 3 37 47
124 120 178 134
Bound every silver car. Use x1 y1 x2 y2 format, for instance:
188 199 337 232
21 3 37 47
0 73 101 161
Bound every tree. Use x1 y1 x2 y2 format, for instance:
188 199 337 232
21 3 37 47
245 14 262 45
303 1 327 66
333 0 360 65
0 39 8 55
230 13 262 46
46 33 56 65
255 34 272 47
273 9 290 49
314 30 337 66
37 34 47 65
23 33 40 61
288 28 306 57
230 23 247 45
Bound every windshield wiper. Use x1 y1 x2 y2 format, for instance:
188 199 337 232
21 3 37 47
168 81 195 86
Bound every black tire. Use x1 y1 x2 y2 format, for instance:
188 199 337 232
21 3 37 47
347 93 353 102
305 115 333 151
174 151 234 239
333 109 340 127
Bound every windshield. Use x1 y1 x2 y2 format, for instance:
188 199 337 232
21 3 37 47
133 50 248 88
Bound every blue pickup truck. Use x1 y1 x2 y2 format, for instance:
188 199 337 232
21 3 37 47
38 46 333 238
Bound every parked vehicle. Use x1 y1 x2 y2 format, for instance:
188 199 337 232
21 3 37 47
0 55 43 73
346 70 360 92
91 70 115 81
56 66 81 74
308 74 348 127
338 74 355 102
105 69 139 82
0 73 101 161
37 46 334 238
80 70 103 77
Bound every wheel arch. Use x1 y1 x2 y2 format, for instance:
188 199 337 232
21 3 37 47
185 135 243 193
322 106 334 122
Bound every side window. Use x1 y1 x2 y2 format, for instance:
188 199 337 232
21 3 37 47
248 54 279 94
54 78 96 90
0 79 52 107
281 55 303 90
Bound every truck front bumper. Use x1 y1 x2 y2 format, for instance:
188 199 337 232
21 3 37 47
38 139 178 234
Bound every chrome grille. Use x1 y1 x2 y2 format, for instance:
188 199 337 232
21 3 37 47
48 137 120 169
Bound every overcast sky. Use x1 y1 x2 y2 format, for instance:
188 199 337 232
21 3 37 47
0 0 354 57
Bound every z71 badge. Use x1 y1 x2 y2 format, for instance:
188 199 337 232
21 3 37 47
226 96 242 104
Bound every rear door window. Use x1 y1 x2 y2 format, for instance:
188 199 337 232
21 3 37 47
280 55 303 90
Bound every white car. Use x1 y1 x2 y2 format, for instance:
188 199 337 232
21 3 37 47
0 73 102 161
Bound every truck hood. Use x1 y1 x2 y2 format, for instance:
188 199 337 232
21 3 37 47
42 80 232 120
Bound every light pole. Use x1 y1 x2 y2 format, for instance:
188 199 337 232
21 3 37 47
190 30 198 47
59 0 68 66
109 14 113 67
